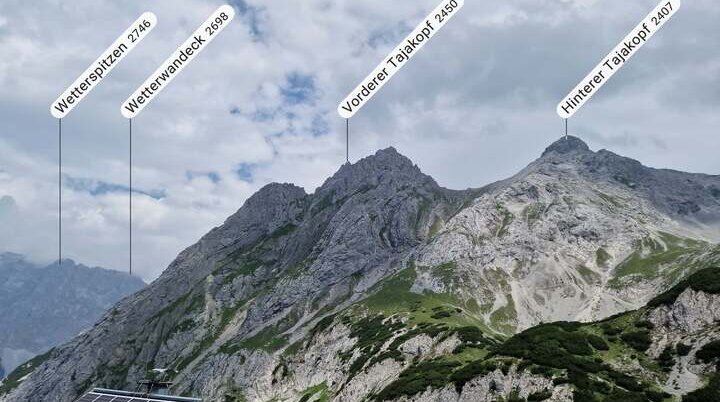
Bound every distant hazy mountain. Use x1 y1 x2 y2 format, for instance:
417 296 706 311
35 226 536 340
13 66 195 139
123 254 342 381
3 137 720 401
0 253 145 376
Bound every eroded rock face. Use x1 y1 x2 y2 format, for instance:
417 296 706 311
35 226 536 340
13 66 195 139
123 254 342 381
647 290 720 395
3 138 720 402
649 289 720 335
415 139 720 333
404 368 572 402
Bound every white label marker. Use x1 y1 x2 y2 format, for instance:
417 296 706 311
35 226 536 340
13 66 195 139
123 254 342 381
50 12 157 119
121 5 235 118
557 0 681 119
337 0 464 119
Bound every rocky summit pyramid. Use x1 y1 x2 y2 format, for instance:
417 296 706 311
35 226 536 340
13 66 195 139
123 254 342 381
2 137 720 402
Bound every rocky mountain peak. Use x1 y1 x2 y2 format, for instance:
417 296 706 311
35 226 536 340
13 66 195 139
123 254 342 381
318 147 436 199
0 252 27 265
541 135 591 157
204 182 307 258
5 136 720 402
0 255 145 376
243 182 307 210
337 147 421 179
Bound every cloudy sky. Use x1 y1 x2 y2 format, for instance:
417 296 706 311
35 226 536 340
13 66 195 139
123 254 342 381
0 0 718 282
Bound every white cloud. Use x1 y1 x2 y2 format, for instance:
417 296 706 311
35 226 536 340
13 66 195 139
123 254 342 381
0 0 718 281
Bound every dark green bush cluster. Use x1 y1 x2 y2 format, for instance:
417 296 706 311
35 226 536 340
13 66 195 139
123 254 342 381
606 370 644 393
416 322 451 338
347 319 452 374
696 340 720 365
343 315 404 378
496 323 612 397
620 331 652 352
0 349 54 395
649 267 720 307
448 359 499 392
495 322 596 367
452 326 492 354
504 390 527 402
527 390 553 401
431 310 453 319
676 343 692 356
493 322 665 401
600 323 621 337
430 306 458 319
373 360 460 401
586 334 609 351
604 389 649 402
683 375 720 401
365 323 446 368
455 326 488 344
310 314 335 339
657 345 675 371
645 390 672 402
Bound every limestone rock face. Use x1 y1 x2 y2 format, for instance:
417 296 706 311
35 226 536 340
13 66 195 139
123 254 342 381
647 289 720 395
3 138 720 402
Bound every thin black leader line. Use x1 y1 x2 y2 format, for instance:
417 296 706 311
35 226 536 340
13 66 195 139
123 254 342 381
58 118 62 267
346 119 349 164
129 118 133 276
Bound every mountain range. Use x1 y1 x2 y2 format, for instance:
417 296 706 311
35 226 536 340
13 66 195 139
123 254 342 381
0 254 145 377
2 136 719 402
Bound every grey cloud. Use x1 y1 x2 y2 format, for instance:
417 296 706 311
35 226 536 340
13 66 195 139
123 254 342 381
0 0 718 280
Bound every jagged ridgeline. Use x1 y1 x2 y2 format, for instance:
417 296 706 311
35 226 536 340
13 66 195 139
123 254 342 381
0 254 145 379
2 137 720 402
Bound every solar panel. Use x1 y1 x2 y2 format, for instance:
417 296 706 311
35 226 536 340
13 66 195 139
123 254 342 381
74 388 202 402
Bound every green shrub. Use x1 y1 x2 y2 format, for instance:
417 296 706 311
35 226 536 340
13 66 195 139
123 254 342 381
646 390 671 402
530 365 553 376
572 388 596 402
449 360 497 392
431 310 453 319
649 267 720 307
635 320 655 330
676 343 692 356
527 390 553 402
683 375 720 402
587 334 609 351
454 326 481 342
505 390 526 402
606 389 648 402
374 360 460 400
658 346 675 371
552 377 570 386
620 331 652 352
0 349 54 395
607 370 645 393
601 324 621 336
310 315 335 338
696 340 720 364
344 315 404 378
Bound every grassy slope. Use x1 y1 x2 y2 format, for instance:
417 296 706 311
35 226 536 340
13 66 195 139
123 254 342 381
608 233 720 289
0 350 54 396
298 267 720 402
